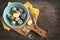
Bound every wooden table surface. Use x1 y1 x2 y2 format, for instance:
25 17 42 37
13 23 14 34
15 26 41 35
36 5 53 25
0 0 60 40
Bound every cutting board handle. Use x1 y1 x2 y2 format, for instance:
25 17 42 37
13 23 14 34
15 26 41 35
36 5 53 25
32 26 46 37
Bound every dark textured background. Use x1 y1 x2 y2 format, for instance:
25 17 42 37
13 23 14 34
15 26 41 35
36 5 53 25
0 0 60 40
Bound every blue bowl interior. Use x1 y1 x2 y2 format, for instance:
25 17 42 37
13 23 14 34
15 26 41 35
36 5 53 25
3 2 28 28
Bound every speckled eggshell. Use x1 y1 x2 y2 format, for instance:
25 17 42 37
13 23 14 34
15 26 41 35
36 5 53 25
21 13 26 19
11 21 16 25
18 19 23 24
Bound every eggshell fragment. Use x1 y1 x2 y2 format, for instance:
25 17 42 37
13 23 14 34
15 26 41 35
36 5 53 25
26 30 30 32
27 20 33 25
22 27 26 32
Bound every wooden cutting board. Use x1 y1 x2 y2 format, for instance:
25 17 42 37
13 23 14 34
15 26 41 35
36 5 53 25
1 14 46 37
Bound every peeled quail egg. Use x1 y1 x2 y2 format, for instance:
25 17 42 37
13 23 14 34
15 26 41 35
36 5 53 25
19 8 23 13
21 13 26 19
15 17 20 21
13 13 20 18
27 20 33 25
18 19 23 24
12 7 17 11
11 21 16 25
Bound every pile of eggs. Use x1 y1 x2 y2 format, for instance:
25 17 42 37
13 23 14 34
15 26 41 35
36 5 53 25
7 7 26 25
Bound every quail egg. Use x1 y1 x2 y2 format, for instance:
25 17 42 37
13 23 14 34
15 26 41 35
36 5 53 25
10 16 15 20
21 13 26 19
7 14 12 18
18 19 23 24
16 11 22 16
12 7 17 11
19 8 23 13
11 21 16 25
15 17 20 21
7 7 27 25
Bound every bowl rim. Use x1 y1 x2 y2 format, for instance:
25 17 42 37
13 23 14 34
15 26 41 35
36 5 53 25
3 2 29 28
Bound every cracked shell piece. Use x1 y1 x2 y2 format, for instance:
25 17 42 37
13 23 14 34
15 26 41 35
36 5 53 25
27 20 33 25
22 27 26 32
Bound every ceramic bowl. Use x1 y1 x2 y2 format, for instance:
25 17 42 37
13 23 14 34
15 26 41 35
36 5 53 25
3 2 29 28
